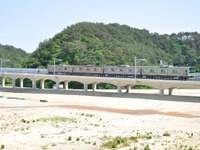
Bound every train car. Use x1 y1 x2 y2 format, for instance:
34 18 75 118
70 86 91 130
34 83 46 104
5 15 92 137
142 66 196 80
47 65 103 76
72 65 103 76
47 65 73 74
104 65 143 78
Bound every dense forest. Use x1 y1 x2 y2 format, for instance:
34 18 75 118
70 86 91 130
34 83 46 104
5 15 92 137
23 22 200 71
0 44 28 67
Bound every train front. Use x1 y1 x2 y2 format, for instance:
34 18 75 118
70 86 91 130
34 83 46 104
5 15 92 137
188 67 196 79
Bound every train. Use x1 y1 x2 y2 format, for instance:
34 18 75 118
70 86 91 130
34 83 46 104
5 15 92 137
47 65 196 80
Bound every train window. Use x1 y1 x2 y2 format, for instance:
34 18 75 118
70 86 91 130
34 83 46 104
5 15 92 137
94 68 97 71
173 70 179 73
120 69 123 72
185 70 187 73
86 68 89 71
79 68 82 71
142 69 145 72
189 68 196 73
129 69 133 72
111 68 114 72
161 69 167 73
150 69 155 72
73 68 76 70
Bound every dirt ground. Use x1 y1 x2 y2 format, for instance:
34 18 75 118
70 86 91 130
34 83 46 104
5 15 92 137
0 88 200 150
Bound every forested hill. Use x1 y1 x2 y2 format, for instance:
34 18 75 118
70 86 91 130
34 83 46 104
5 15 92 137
23 22 200 71
0 44 28 67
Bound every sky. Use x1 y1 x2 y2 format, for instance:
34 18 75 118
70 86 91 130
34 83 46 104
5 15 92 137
0 0 200 53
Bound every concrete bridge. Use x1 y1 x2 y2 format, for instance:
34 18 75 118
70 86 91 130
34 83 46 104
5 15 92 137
1 72 200 96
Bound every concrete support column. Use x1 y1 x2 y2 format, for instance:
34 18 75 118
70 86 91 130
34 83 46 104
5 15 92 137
169 88 173 95
20 78 23 88
159 88 164 96
32 79 36 89
40 79 45 89
56 81 59 90
2 77 5 87
92 83 97 91
84 83 88 92
117 85 122 93
126 85 132 93
12 78 15 88
64 81 69 90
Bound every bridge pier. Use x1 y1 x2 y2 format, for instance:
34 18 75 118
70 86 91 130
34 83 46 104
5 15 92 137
32 79 36 89
12 78 15 88
56 81 59 90
169 88 173 95
20 78 23 88
92 83 97 91
117 86 122 93
64 81 69 90
84 83 88 92
40 79 45 89
2 77 5 87
126 85 132 93
159 88 164 96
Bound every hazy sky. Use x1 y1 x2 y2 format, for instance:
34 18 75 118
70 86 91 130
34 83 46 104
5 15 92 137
0 0 200 53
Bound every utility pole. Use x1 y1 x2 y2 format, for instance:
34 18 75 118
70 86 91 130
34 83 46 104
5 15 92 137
135 57 146 81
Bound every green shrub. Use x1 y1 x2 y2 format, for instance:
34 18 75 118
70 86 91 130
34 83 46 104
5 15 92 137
144 145 151 150
51 144 57 147
68 136 72 141
1 145 5 149
163 132 170 136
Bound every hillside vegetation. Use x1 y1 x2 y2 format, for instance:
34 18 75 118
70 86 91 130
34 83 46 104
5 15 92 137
0 44 28 67
23 22 200 71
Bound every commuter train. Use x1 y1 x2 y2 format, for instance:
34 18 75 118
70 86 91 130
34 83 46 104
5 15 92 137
47 65 196 80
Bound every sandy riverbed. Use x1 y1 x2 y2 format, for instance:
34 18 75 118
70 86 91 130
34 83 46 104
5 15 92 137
0 88 200 150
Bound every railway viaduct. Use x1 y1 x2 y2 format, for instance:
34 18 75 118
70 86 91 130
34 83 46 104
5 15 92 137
1 72 200 96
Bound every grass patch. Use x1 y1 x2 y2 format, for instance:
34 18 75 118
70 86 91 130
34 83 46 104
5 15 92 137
130 136 138 142
40 116 76 123
102 136 129 148
40 134 45 138
51 144 57 147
